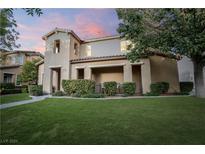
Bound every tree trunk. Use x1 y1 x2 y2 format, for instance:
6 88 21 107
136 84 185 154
193 61 205 98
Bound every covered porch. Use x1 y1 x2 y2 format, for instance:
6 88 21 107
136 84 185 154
71 59 152 94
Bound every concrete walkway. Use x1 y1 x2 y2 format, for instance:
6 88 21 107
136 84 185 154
0 95 49 110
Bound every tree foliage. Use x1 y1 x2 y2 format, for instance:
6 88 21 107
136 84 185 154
117 9 205 65
21 60 38 85
117 9 205 97
0 8 43 50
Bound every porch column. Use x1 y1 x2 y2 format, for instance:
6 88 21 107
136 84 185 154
123 63 132 82
85 67 92 80
43 68 52 94
141 59 152 94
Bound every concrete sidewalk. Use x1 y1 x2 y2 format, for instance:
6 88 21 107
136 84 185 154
0 95 49 110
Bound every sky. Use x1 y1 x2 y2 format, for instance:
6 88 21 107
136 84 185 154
14 8 120 53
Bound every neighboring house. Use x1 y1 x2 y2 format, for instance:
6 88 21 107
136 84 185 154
0 49 44 85
38 28 180 94
177 56 205 93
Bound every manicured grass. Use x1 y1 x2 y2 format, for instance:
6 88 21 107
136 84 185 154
0 93 31 104
1 97 205 144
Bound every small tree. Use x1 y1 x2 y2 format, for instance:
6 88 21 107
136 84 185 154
21 61 38 85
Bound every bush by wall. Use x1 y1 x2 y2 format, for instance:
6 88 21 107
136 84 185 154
150 82 170 95
122 82 136 96
0 83 15 90
0 83 23 95
161 82 169 93
180 82 193 93
29 85 43 96
0 89 22 95
104 81 117 96
62 79 95 95
52 90 65 96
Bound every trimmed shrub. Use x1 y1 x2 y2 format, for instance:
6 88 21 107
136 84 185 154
150 82 169 94
0 83 15 90
21 85 28 93
180 82 193 93
71 92 82 97
29 85 43 96
62 79 95 95
52 90 65 96
161 82 169 93
81 93 105 98
122 82 136 96
104 81 117 96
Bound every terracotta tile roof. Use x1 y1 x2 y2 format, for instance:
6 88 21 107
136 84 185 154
70 55 126 63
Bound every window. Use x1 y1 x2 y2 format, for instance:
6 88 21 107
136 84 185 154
3 73 13 83
54 40 60 54
120 40 132 52
77 69 84 79
86 45 91 57
74 43 78 55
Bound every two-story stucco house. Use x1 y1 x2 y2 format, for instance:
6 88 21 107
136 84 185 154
0 49 44 85
38 28 180 94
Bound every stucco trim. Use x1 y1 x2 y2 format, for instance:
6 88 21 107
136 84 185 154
88 63 125 68
131 62 144 65
75 66 86 69
0 65 21 69
49 65 62 68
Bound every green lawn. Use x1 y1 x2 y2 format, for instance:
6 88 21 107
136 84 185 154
1 97 205 145
0 93 31 104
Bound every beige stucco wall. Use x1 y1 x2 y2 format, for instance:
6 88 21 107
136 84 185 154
43 32 71 93
70 35 81 60
92 67 123 83
0 67 21 84
150 55 180 93
80 38 122 58
38 63 44 85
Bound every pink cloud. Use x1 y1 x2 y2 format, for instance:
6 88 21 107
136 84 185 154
16 10 112 53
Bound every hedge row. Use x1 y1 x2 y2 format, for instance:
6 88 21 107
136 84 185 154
62 80 137 97
62 79 95 95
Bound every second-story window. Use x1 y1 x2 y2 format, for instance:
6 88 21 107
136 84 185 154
54 40 60 54
74 43 78 55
